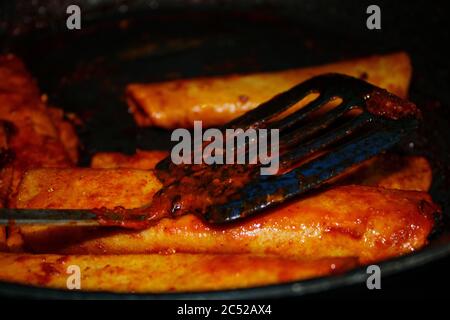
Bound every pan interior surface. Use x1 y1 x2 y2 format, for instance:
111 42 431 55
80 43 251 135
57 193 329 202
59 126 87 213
1 2 449 299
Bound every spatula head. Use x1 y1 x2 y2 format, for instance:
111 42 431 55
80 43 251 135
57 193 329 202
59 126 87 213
153 73 420 224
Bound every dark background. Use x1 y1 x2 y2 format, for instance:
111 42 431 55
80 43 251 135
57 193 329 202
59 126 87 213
0 0 449 299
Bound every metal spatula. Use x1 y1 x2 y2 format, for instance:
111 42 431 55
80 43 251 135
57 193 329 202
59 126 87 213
0 74 420 228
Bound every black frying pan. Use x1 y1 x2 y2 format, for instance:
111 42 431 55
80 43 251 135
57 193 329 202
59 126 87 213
0 0 449 299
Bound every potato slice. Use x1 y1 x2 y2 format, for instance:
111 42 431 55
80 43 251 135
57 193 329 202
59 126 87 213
14 168 161 209
127 52 411 128
0 253 358 293
14 169 439 264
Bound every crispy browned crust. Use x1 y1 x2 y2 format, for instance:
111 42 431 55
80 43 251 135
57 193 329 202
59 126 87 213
127 52 412 128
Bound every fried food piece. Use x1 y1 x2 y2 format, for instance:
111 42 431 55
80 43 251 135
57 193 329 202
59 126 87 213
0 55 76 202
0 253 357 292
0 55 80 251
14 168 162 209
14 168 439 264
0 94 72 172
127 52 412 128
11 167 161 253
91 150 168 170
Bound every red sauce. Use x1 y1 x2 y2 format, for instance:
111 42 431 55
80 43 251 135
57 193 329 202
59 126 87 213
366 89 420 120
95 163 255 229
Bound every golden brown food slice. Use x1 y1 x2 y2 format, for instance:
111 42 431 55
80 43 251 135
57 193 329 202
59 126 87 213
9 167 161 252
127 52 412 128
0 253 357 293
91 150 168 170
13 168 439 263
14 168 162 209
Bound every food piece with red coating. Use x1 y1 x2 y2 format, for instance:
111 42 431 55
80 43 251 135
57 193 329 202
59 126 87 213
0 253 358 292
0 55 76 203
127 52 412 128
13 168 440 264
13 168 162 209
0 55 79 251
